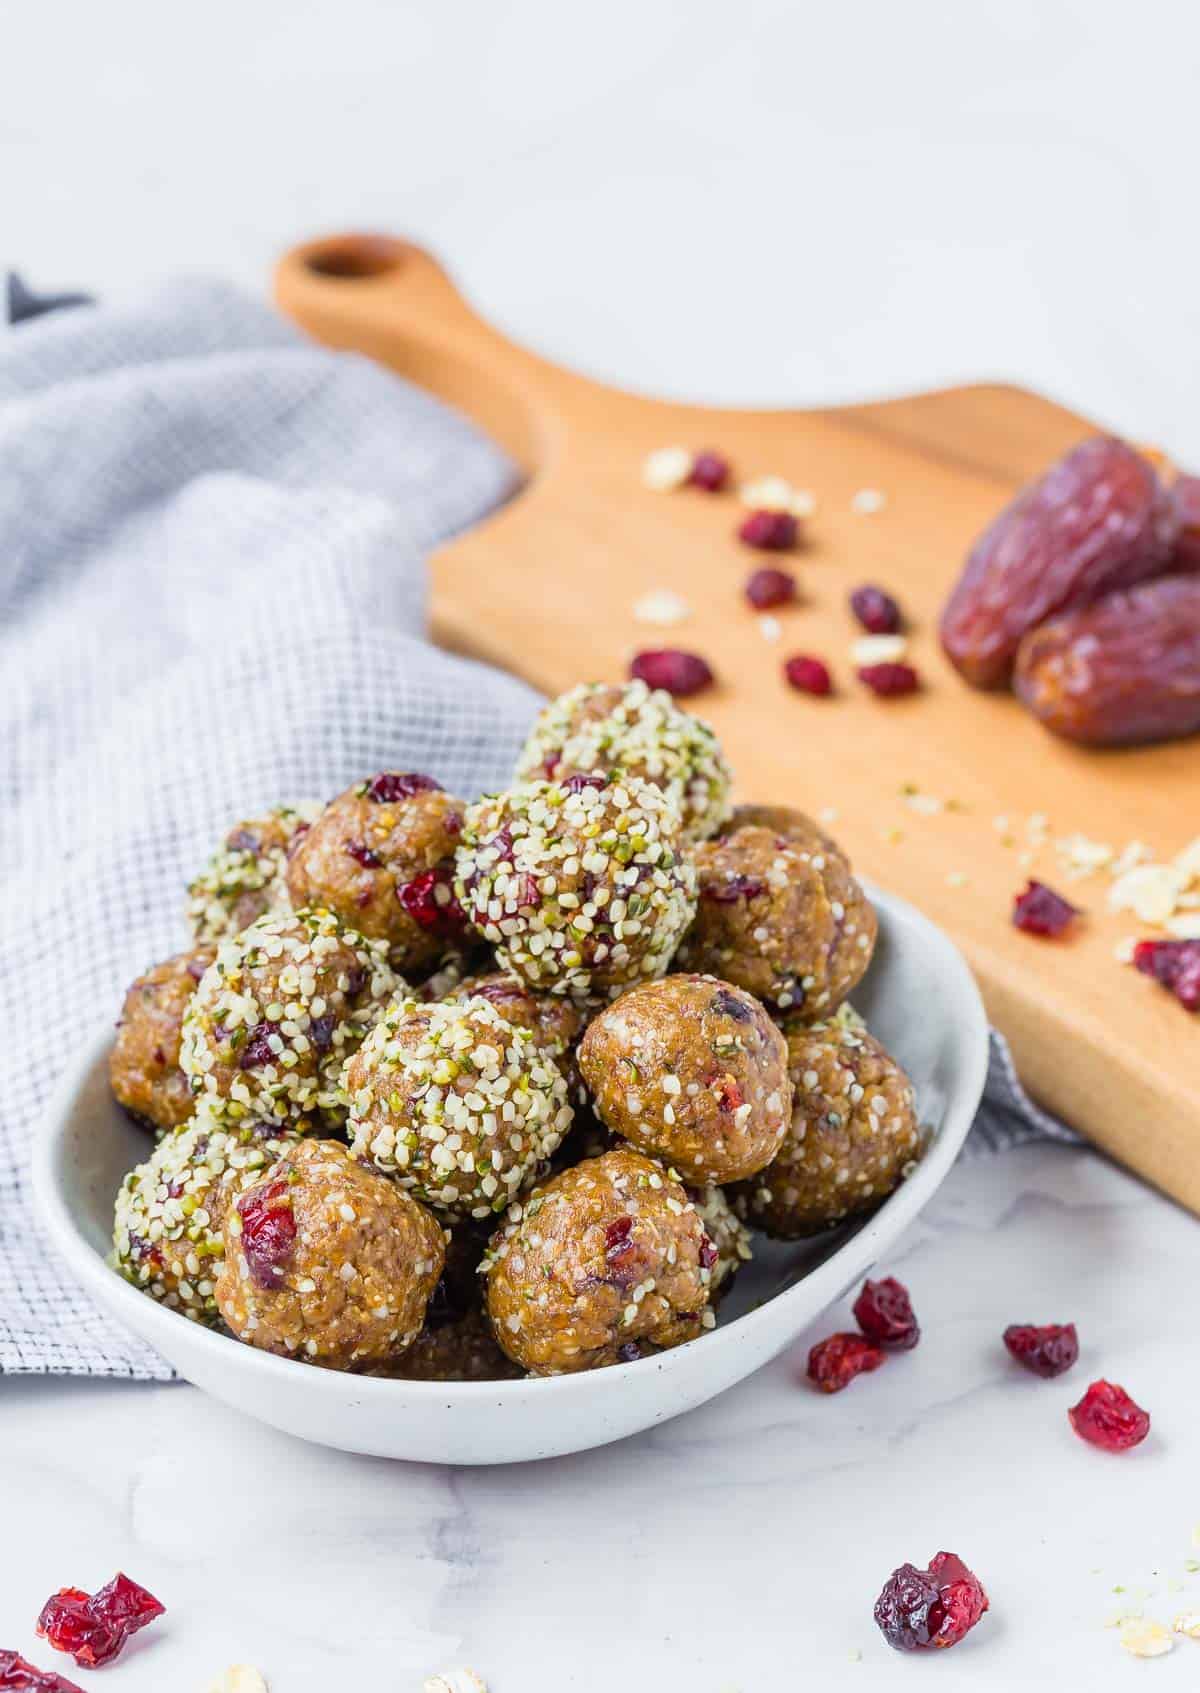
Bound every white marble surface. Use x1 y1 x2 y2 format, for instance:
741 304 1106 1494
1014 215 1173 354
5 3 1200 1687
4 1141 1197 1689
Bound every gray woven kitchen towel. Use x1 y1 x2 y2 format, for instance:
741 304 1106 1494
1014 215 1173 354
0 279 1076 1380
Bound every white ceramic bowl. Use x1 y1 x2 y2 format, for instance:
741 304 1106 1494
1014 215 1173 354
32 883 987 1465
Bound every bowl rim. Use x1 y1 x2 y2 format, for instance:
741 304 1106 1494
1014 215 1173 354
30 880 989 1408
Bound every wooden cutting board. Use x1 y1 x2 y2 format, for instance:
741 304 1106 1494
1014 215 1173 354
276 233 1200 1212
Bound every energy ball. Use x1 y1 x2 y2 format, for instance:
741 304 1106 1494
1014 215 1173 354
110 944 215 1132
484 1147 715 1375
578 975 791 1183
187 802 319 943
346 994 573 1219
676 810 877 1017
689 1182 753 1299
286 772 469 977
515 679 733 843
111 1119 297 1324
454 774 696 1001
180 908 398 1133
730 1006 922 1237
380 1308 524 1382
446 969 586 1105
216 1138 445 1370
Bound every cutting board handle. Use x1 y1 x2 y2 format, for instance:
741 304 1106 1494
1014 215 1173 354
275 233 581 477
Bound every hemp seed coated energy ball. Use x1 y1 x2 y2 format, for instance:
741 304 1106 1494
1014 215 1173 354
180 908 398 1133
216 1138 445 1370
676 811 877 1018
454 774 696 1001
483 1146 716 1375
187 802 320 943
578 974 791 1183
109 944 216 1132
515 679 733 843
689 1182 753 1298
111 1119 297 1324
730 1005 922 1238
346 994 573 1219
286 773 469 977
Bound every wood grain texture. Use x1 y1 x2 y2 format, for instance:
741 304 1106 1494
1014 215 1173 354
277 234 1200 1212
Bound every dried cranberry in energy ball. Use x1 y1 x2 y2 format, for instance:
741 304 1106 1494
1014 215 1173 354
483 1147 716 1375
454 775 696 1001
578 975 791 1183
677 806 877 1018
109 944 215 1133
730 1005 922 1238
186 802 320 943
216 1139 445 1370
286 774 469 976
111 1119 298 1324
180 909 398 1133
346 994 573 1218
514 680 733 843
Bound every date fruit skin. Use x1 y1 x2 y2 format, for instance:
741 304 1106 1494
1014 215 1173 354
1014 575 1200 747
941 437 1177 689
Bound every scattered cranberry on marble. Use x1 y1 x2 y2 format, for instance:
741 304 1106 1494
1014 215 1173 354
1068 1379 1151 1451
738 509 798 551
689 450 730 492
783 654 833 696
36 1573 165 1669
857 661 920 697
0 1651 84 1692
853 1277 920 1351
807 1331 886 1393
629 649 715 697
744 566 796 610
1133 938 1200 1012
850 584 903 634
1012 879 1079 938
874 1552 990 1652
1003 1322 1078 1378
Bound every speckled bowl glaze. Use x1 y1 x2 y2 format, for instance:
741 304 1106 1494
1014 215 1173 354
33 883 987 1465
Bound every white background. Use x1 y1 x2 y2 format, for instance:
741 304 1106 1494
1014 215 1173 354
3 4 1199 1689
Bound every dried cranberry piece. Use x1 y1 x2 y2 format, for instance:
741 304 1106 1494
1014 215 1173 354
874 1552 988 1652
744 567 796 610
238 1019 280 1070
1068 1379 1150 1451
308 1013 335 1053
709 1073 743 1114
1012 879 1079 937
1133 938 1200 1011
226 827 261 852
858 661 920 697
850 583 903 634
699 1234 719 1271
1172 473 1200 570
629 649 715 697
807 1332 886 1393
561 773 609 794
689 450 730 492
853 1277 920 1350
1003 1321 1078 1378
237 1176 297 1291
702 874 766 903
396 867 469 937
0 1650 84 1692
366 772 442 804
604 1215 634 1257
617 1341 643 1362
783 654 833 696
739 509 798 551
36 1573 164 1670
344 838 382 868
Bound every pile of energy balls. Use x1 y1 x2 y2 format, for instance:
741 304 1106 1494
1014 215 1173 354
108 681 922 1379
